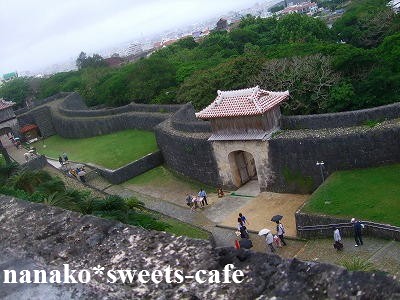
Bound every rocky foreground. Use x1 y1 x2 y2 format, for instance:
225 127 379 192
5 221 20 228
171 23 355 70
0 195 399 299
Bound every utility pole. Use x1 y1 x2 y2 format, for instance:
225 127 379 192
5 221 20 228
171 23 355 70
316 161 325 183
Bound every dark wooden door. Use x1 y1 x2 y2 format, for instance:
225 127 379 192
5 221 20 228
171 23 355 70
235 151 250 184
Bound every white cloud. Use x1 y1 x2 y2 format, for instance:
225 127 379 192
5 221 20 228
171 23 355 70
0 0 259 74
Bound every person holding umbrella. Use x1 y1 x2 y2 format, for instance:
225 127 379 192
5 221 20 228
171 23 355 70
271 215 287 246
258 228 275 253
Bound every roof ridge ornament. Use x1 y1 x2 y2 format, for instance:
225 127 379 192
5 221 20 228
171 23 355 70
215 90 223 105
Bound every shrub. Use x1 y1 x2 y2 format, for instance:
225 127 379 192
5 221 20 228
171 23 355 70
95 195 127 212
341 257 375 272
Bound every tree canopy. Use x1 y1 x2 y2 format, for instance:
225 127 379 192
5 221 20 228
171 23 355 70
3 1 399 115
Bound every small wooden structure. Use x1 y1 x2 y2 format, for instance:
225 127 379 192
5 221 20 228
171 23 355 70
20 124 41 141
196 86 289 141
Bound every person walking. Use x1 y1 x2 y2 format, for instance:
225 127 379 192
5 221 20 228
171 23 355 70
77 168 86 183
351 218 364 247
185 194 193 209
58 156 63 166
62 152 69 162
239 225 249 239
276 221 287 246
198 189 208 206
333 227 343 251
265 232 275 253
239 213 249 226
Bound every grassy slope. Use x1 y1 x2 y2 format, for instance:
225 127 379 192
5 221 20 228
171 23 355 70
302 164 400 226
32 130 158 169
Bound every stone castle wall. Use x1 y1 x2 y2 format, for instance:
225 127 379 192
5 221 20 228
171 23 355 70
267 120 400 193
87 151 164 185
155 105 220 186
16 92 182 139
281 102 400 130
12 93 400 193
295 210 400 241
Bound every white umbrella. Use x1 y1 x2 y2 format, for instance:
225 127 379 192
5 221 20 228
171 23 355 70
258 228 271 236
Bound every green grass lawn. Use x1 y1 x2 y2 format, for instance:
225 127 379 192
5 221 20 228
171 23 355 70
151 212 210 239
125 165 214 191
32 130 158 169
302 164 400 226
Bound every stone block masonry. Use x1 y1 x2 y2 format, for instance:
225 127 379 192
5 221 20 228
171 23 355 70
87 151 164 185
155 118 220 187
12 93 400 194
281 102 400 130
0 196 399 298
296 210 400 241
267 120 400 193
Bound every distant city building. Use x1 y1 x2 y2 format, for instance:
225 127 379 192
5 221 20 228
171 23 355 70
161 38 178 47
1 72 18 82
388 0 400 13
192 29 211 40
216 18 228 31
125 43 143 57
104 54 125 68
280 2 318 15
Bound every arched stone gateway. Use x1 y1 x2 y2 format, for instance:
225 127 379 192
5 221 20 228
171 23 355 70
211 141 271 190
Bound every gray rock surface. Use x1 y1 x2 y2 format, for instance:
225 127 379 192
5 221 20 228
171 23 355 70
1 195 399 299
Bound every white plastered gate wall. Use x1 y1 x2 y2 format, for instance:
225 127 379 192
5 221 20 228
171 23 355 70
211 140 271 190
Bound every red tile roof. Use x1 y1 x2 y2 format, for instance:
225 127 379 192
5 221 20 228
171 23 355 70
20 124 38 133
0 98 15 111
195 86 289 119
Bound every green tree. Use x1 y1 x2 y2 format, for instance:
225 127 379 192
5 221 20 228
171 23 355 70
0 77 31 106
333 0 400 48
76 51 107 70
251 54 341 114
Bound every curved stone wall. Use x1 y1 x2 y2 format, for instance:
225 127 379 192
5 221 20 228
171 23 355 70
170 103 212 133
281 102 400 130
13 93 400 192
16 92 182 139
155 118 220 186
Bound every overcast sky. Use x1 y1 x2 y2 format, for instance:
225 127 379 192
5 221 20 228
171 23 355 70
0 0 263 74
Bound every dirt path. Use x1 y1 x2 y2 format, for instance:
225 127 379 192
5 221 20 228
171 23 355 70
219 192 309 237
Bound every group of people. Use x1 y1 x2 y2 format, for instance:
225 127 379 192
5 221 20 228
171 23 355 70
59 152 87 183
235 213 253 249
185 189 208 211
23 147 37 162
263 221 287 253
8 134 22 149
333 217 365 251
58 153 69 166
68 166 87 183
234 213 288 253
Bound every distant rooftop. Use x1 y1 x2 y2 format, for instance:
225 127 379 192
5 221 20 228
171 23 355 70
196 86 289 119
0 98 16 111
2 72 18 81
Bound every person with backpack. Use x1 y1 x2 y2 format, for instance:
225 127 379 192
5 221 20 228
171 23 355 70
351 218 364 247
276 221 287 246
239 225 249 239
239 213 249 226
